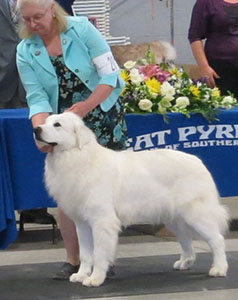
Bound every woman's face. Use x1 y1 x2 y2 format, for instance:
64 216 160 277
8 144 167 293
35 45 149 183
21 3 55 37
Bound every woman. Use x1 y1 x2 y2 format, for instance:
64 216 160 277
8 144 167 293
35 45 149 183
188 0 238 98
16 0 128 280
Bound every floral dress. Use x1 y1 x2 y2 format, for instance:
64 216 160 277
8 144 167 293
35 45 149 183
50 55 128 150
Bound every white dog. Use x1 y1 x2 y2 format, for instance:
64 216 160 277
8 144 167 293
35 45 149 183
34 112 229 287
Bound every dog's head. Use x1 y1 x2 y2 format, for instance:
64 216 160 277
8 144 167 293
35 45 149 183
34 112 94 151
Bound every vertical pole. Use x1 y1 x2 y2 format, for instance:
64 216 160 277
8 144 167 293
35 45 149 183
170 0 174 45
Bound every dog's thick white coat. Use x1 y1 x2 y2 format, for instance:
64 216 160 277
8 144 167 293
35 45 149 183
39 112 229 287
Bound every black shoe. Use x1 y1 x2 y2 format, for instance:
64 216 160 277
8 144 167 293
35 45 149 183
53 263 80 281
230 219 238 231
53 263 115 281
107 265 116 278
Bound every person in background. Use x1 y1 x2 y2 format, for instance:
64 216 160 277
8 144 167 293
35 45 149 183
0 0 26 108
0 0 56 229
55 0 74 15
16 0 127 280
188 0 238 99
188 0 238 231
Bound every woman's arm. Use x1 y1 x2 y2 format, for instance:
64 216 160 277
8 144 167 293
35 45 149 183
188 0 219 87
190 40 219 88
67 18 122 117
16 45 53 118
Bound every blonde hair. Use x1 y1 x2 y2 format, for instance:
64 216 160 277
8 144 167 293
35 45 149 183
17 0 69 39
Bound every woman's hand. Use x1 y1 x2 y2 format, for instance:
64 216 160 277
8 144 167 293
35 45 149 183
31 113 52 152
67 84 114 117
200 65 220 88
190 41 220 89
67 101 92 118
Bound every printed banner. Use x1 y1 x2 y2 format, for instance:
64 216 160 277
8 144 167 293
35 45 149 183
125 109 238 197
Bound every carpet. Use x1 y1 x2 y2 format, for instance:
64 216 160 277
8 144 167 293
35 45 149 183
0 252 236 300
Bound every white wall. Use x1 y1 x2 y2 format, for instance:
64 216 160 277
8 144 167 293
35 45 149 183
109 0 197 64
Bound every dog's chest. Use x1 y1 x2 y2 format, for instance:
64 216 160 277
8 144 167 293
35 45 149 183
45 155 81 199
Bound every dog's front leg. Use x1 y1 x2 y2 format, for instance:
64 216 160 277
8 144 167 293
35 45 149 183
70 221 93 283
82 219 119 287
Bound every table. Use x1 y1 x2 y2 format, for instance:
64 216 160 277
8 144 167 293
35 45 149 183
126 110 238 198
1 108 238 249
0 109 55 249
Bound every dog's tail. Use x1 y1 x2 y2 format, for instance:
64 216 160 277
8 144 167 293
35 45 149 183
186 191 230 237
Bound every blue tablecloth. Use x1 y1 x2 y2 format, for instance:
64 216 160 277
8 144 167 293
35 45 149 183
126 109 238 198
1 108 238 249
0 109 55 249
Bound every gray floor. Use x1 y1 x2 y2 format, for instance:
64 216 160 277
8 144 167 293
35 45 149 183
0 222 238 300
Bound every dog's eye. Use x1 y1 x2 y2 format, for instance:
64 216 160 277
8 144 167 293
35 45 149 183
54 122 61 127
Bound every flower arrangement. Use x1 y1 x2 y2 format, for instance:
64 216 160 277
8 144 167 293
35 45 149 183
120 50 238 121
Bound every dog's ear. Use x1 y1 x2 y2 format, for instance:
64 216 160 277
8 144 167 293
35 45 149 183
74 119 94 150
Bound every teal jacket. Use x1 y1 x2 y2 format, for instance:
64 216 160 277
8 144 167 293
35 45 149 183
16 16 125 118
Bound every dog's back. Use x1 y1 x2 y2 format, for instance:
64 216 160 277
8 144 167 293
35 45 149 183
114 148 228 229
111 41 176 67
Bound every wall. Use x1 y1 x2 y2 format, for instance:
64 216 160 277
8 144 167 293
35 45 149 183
109 0 196 64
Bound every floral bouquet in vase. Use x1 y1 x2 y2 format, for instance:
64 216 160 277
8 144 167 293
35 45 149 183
120 49 237 121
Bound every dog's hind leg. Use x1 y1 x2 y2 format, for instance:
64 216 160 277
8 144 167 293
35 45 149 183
189 219 228 277
70 221 93 283
82 218 120 287
166 221 196 270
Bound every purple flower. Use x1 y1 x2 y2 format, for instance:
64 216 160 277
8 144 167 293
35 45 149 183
156 73 169 83
193 77 208 84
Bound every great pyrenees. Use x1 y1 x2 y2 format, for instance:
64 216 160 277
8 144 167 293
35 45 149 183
34 112 229 287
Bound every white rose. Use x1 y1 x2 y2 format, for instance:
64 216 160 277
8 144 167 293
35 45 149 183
150 92 158 99
176 96 190 108
138 99 153 111
197 82 202 87
130 68 144 85
171 75 177 80
161 81 175 97
124 60 137 70
203 94 210 101
162 94 174 102
174 82 182 89
222 96 234 104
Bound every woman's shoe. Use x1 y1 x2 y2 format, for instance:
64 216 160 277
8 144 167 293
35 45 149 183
53 262 80 280
53 263 116 280
230 219 238 231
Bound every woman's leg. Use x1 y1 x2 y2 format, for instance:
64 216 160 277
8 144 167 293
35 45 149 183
53 208 80 280
58 208 80 265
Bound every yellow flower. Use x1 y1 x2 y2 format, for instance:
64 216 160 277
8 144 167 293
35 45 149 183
189 85 200 97
120 88 127 96
120 70 130 83
145 78 161 94
169 67 182 78
211 87 221 99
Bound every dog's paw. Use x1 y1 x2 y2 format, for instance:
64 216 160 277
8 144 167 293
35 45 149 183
70 264 92 283
173 258 195 270
209 265 228 277
82 274 105 287
69 272 88 283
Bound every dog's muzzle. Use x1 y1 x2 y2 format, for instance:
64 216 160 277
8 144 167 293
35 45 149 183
33 127 58 146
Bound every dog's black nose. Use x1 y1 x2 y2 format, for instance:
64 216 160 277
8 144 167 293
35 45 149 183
33 126 42 140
